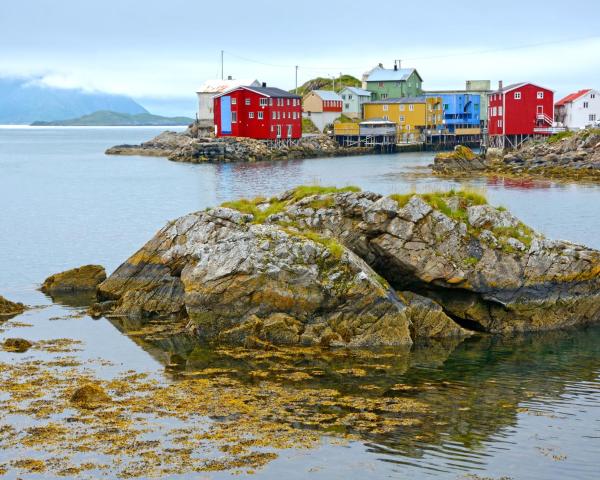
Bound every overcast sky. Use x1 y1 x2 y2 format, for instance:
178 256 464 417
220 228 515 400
2 0 599 115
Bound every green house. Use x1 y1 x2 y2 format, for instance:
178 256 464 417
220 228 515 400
365 65 423 101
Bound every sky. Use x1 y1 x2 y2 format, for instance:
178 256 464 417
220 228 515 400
1 0 600 116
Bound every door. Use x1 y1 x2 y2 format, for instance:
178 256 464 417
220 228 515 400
287 125 293 138
220 96 232 134
277 125 282 138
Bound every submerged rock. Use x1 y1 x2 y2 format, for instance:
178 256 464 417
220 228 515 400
0 295 27 318
41 265 106 295
2 338 33 353
95 186 600 345
70 383 112 409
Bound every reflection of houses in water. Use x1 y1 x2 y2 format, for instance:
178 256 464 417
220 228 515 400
214 160 305 202
486 176 552 190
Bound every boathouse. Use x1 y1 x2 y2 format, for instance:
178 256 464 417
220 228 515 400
213 84 302 140
487 82 557 149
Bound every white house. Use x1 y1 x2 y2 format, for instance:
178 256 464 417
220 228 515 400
555 89 600 130
196 78 261 124
339 87 372 119
302 90 343 132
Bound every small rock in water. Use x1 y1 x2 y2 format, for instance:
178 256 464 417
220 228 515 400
70 383 112 409
0 295 27 317
2 338 33 352
41 265 106 295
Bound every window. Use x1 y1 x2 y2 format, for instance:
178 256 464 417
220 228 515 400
248 112 254 119
498 106 503 116
444 104 449 110
287 125 293 138
497 119 502 127
345 103 350 109
231 98 237 105
381 94 388 99
399 116 405 122
591 93 596 99
383 105 389 111
492 107 497 116
276 125 282 138
537 91 544 99
349 95 353 100
245 98 251 105
287 99 290 106
583 102 589 108
378 82 384 87
514 92 521 100
232 111 237 123
399 105 405 111
272 111 277 119
383 115 389 120
409 104 414 111
258 111 264 120
590 114 597 122
260 98 268 106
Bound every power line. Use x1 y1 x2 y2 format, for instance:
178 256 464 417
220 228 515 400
223 35 599 72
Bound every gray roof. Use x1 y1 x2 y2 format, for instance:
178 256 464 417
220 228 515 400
492 82 554 94
310 90 343 101
244 86 301 98
341 87 372 97
366 96 427 104
367 68 421 83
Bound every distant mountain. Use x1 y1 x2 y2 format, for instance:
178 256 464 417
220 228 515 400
294 75 362 97
31 110 194 126
0 77 148 124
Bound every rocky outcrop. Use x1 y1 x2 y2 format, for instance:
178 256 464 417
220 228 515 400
41 265 106 295
70 384 112 409
2 338 33 353
93 187 600 346
106 127 372 163
489 129 600 180
0 295 27 318
432 145 489 174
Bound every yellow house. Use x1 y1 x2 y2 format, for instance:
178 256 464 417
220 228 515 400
363 96 443 140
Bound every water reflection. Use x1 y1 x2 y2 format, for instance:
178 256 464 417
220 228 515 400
109 315 600 476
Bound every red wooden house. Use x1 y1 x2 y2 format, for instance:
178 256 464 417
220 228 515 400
213 84 302 140
488 82 555 148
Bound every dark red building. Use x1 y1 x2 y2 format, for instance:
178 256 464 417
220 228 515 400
488 82 555 148
213 85 302 140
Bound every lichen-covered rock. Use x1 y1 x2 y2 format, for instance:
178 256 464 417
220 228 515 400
97 205 415 347
270 189 600 334
432 146 489 174
41 265 106 295
2 338 33 353
0 295 27 318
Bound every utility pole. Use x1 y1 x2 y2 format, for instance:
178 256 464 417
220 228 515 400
221 50 224 80
295 65 298 94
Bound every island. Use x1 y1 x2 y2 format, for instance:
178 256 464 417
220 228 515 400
31 110 194 127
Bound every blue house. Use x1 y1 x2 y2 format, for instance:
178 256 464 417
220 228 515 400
425 92 481 132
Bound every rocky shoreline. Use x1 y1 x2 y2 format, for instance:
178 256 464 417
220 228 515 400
433 129 600 181
106 126 373 163
66 185 600 348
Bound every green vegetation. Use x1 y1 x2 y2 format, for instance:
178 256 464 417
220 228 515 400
293 75 362 97
333 114 358 124
31 110 194 126
221 185 361 224
302 118 319 134
436 145 476 161
300 231 344 260
493 224 534 249
390 188 488 221
547 131 575 143
464 256 480 267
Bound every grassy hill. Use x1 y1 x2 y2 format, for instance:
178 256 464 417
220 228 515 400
293 75 362 97
31 110 194 126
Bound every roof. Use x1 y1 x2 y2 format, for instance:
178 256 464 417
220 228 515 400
366 68 422 83
213 85 301 99
493 82 554 94
196 79 260 94
360 119 396 125
556 89 592 106
366 96 428 105
340 87 372 97
308 90 343 101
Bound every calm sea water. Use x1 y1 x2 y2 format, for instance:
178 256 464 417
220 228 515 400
1 127 600 479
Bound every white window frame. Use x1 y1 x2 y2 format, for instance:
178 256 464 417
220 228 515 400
231 98 237 105
272 111 277 120
258 111 264 120
498 106 503 116
231 111 237 123
248 112 254 119
409 104 414 111
590 114 597 122
514 92 521 100
399 105 405 111
583 101 589 108
537 91 544 99
276 125 282 138
245 98 251 105
383 105 389 111
259 98 268 107
399 115 405 122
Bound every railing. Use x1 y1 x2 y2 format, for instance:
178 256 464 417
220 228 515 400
536 113 553 125
533 126 566 134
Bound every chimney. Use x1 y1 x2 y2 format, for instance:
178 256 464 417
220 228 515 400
394 63 398 71
498 80 503 90
378 63 383 68
262 82 267 88
227 75 232 80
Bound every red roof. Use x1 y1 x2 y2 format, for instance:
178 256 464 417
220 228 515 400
556 89 591 106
